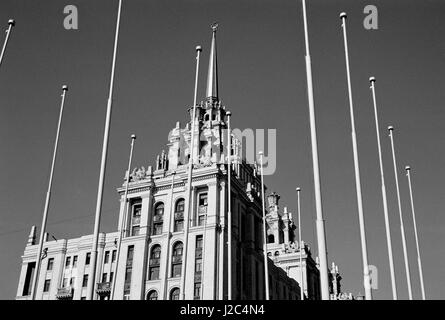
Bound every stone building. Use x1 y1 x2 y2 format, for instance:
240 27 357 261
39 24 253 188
16 25 343 301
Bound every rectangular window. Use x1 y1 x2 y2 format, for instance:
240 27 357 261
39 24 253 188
85 252 91 265
195 259 202 273
47 258 54 271
62 277 69 288
194 283 201 300
82 275 88 288
129 201 142 237
124 246 134 296
112 250 117 263
104 251 110 264
197 193 208 226
73 256 78 268
153 224 162 235
149 266 160 280
102 273 108 283
70 277 75 287
174 220 183 232
43 279 51 292
172 264 182 278
65 256 71 267
109 272 114 283
22 262 35 296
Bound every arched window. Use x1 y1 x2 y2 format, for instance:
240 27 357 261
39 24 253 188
171 242 183 277
267 234 275 244
153 203 164 235
174 199 185 232
148 245 161 280
170 287 180 300
147 290 158 300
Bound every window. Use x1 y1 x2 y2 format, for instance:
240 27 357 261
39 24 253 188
62 277 68 288
197 193 208 226
149 245 161 280
110 272 114 283
112 250 117 263
104 251 110 264
267 234 275 244
82 275 88 287
171 242 183 277
147 290 158 300
174 199 185 232
102 273 108 283
130 201 142 236
22 262 35 296
85 252 91 265
194 283 201 300
170 287 180 300
47 258 54 271
153 203 164 235
81 296 86 300
70 277 75 287
43 279 51 292
65 256 71 267
124 246 134 296
195 259 202 273
73 256 78 268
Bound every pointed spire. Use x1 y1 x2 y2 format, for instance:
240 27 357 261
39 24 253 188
206 22 219 102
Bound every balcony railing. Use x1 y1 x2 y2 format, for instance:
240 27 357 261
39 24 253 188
153 215 163 223
198 205 207 214
172 255 182 264
174 211 184 220
96 282 111 295
56 287 73 300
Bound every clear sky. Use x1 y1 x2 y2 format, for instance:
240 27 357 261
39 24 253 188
0 0 444 300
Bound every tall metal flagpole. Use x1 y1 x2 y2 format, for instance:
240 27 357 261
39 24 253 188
110 134 136 300
405 166 426 300
180 45 202 300
259 151 270 300
300 0 330 300
369 77 397 300
296 187 304 300
340 12 372 300
226 111 232 300
87 0 123 300
388 126 413 300
0 19 15 71
31 85 69 300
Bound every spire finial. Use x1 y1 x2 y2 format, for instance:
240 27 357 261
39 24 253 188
206 22 219 102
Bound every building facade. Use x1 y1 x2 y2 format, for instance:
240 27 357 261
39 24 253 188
16 26 343 301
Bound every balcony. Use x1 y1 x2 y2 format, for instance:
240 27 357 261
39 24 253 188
149 258 160 266
198 205 207 214
153 215 163 223
56 287 73 300
172 255 182 264
96 282 111 296
174 211 184 220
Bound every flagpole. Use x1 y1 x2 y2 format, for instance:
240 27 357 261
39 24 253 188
388 126 413 300
180 45 202 300
110 134 136 300
0 19 15 71
369 77 397 300
226 111 232 300
300 0 330 300
340 12 372 300
87 0 123 300
405 166 425 300
296 187 304 300
30 85 68 300
259 151 270 300
163 171 176 299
